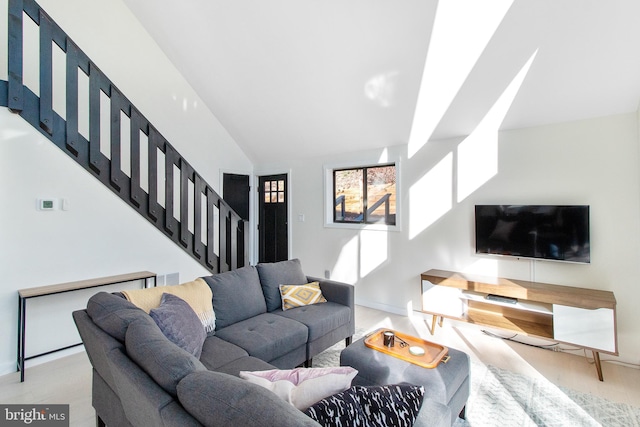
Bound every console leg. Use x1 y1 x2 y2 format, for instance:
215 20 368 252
426 315 437 335
304 359 312 368
593 351 604 381
458 406 466 420
345 336 352 346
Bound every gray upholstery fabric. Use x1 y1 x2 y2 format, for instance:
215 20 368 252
73 310 124 394
214 356 276 377
256 259 308 311
76 265 358 427
198 336 249 371
306 324 352 361
107 347 199 427
340 337 470 425
203 266 267 329
177 371 321 427
150 293 206 358
413 398 452 427
215 313 307 363
275 302 351 341
86 291 147 342
125 317 207 397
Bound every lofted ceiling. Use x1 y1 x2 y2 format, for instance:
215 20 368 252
123 0 640 164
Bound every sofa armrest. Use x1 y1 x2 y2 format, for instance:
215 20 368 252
307 276 354 309
177 371 320 427
308 276 355 339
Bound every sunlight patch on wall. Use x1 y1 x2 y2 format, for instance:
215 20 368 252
365 71 399 108
332 234 360 284
407 0 514 158
378 148 389 163
409 152 453 239
456 49 538 202
463 258 499 277
360 228 389 277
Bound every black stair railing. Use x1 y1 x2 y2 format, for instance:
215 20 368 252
1 0 247 273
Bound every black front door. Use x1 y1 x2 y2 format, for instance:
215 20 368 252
259 174 288 263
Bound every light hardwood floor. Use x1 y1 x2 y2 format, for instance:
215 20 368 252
1 305 638 426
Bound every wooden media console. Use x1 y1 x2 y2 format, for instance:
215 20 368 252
420 269 617 381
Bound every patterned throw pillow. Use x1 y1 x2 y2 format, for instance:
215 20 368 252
279 282 327 311
304 384 425 427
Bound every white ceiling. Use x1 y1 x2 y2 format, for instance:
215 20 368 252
123 0 640 164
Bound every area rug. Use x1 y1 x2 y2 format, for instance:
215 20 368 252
314 339 640 427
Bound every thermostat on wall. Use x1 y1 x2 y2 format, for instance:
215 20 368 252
38 198 56 211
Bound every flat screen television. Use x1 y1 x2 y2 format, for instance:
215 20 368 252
475 205 590 263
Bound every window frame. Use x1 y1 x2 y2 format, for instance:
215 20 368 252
324 158 401 232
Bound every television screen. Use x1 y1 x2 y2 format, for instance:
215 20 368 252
475 205 590 263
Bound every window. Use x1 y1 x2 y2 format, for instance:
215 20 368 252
332 164 396 226
264 179 285 204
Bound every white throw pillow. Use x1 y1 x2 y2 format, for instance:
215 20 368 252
239 366 358 410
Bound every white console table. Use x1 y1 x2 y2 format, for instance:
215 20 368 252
420 269 617 381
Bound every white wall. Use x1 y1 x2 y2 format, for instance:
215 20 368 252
288 112 640 365
0 0 252 375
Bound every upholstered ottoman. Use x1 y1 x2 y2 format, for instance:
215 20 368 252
340 334 470 425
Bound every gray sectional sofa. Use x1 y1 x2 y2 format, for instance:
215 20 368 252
73 259 354 426
73 258 454 426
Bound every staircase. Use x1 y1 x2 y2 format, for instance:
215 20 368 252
0 0 247 273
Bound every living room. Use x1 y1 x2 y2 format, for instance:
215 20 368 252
1 0 640 425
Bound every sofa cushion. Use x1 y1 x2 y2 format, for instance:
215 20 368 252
239 367 358 410
256 259 308 312
87 291 148 342
202 266 267 330
150 293 206 358
304 384 425 427
275 302 351 341
198 336 249 371
215 313 307 363
125 316 207 397
177 371 320 427
215 356 276 377
279 282 327 311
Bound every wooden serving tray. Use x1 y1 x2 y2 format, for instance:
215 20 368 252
364 328 449 369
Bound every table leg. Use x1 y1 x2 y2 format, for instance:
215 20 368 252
592 351 604 381
426 315 438 335
18 297 26 382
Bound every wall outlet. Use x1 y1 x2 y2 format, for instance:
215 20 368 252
324 270 331 279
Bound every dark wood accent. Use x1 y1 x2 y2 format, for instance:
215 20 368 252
8 0 24 112
38 10 52 135
2 0 248 274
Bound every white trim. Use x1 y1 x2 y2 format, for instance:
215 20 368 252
323 157 401 232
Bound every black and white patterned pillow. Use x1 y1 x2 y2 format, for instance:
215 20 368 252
304 384 425 427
